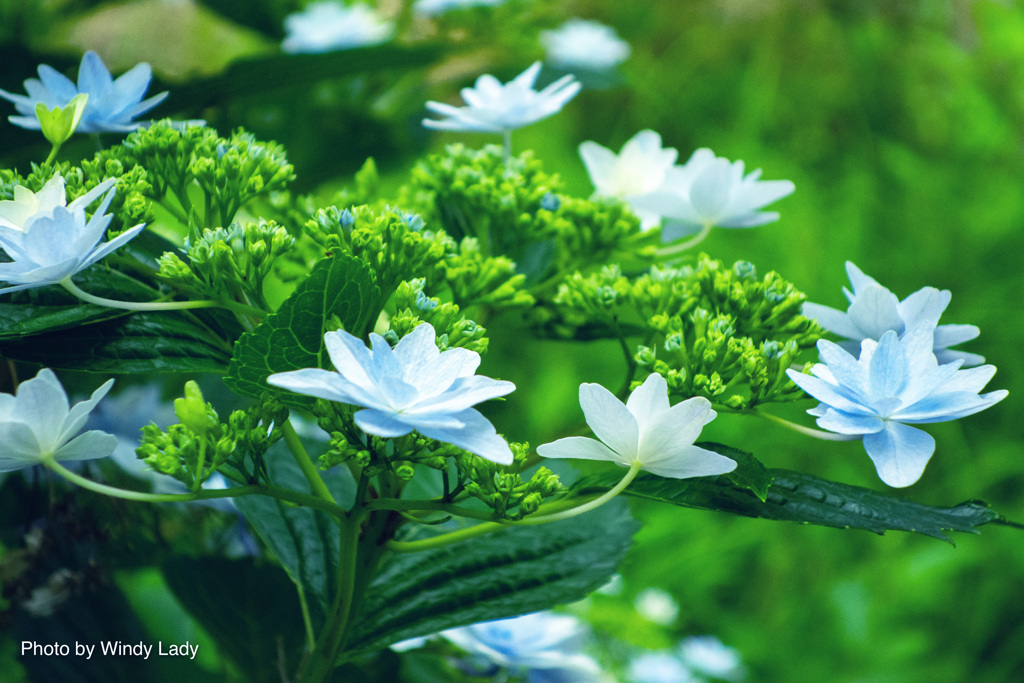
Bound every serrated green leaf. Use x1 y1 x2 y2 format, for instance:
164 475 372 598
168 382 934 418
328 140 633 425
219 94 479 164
573 455 999 543
224 254 379 406
344 498 639 657
162 556 306 683
233 447 356 618
712 443 774 501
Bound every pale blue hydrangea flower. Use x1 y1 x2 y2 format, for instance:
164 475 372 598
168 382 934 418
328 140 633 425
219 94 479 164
679 635 746 682
538 373 736 478
413 0 506 17
628 652 697 683
802 261 984 367
631 148 794 240
540 19 632 71
441 612 603 683
785 325 1007 487
0 51 167 134
423 62 581 134
267 322 515 464
633 587 679 626
0 176 146 295
579 130 678 229
0 369 116 472
281 1 394 53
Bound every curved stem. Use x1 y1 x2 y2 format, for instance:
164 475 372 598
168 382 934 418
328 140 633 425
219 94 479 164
44 457 349 517
754 409 861 441
386 463 642 553
657 222 713 258
282 420 338 506
61 278 266 318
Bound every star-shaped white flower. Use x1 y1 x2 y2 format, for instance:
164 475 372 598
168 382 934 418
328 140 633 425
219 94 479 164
423 62 581 134
0 51 167 134
0 369 116 472
281 1 394 54
540 19 632 71
802 261 984 367
631 148 794 241
579 129 678 229
537 373 736 479
0 175 146 295
267 323 515 464
786 325 1007 487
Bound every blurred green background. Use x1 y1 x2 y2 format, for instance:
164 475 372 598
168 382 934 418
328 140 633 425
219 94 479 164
2 0 1023 681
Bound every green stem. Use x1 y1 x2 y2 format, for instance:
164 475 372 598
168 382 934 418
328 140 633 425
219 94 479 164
754 409 861 441
657 222 713 258
386 463 642 553
61 278 266 318
44 457 348 517
365 498 500 522
45 143 61 165
282 420 338 506
502 129 512 163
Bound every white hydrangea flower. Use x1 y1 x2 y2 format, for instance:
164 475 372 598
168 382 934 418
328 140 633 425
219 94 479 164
0 51 167 134
679 635 746 682
413 0 505 17
268 323 515 464
579 129 678 229
537 373 736 479
541 19 632 71
0 369 116 472
802 261 984 367
631 148 795 241
282 1 394 54
441 612 602 682
423 62 581 134
0 175 145 295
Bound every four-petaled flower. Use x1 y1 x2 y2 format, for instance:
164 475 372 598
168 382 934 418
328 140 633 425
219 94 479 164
579 129 678 229
0 175 146 295
0 369 116 472
631 148 795 241
786 325 1007 487
282 1 394 54
537 373 736 479
423 62 581 134
440 612 603 683
540 19 632 71
267 323 515 464
0 51 167 134
802 261 984 367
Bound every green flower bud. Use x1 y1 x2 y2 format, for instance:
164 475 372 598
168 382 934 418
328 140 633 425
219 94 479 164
35 93 88 149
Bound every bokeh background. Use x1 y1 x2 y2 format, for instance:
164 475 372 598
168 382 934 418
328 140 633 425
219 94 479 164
2 1 1023 681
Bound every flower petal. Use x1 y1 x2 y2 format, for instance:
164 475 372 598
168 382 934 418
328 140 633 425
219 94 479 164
353 408 416 438
625 373 670 434
579 382 638 461
862 421 934 488
641 445 737 479
52 429 117 462
536 435 623 464
415 408 513 465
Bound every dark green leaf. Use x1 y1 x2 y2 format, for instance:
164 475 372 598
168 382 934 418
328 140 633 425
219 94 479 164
156 44 444 115
573 448 999 543
225 254 379 406
344 498 638 656
233 447 356 618
0 309 234 373
162 556 306 683
713 443 774 501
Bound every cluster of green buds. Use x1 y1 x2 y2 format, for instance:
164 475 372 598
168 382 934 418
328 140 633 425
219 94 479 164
304 204 454 295
388 279 488 354
454 444 565 520
225 393 288 484
136 382 236 491
121 121 294 227
158 219 293 309
427 236 534 309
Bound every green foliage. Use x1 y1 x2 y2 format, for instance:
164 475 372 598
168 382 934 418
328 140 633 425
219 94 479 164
225 254 380 406
344 498 639 657
455 442 565 519
388 279 489 354
574 444 1000 543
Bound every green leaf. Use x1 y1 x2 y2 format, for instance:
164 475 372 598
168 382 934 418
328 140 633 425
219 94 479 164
573 448 999 543
225 254 379 406
712 443 774 501
162 556 306 683
0 309 234 373
344 498 639 656
161 44 444 113
233 447 356 618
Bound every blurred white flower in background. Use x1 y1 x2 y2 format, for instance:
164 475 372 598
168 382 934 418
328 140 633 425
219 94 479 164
541 19 632 71
414 0 506 17
679 635 746 682
282 1 394 53
633 587 680 626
